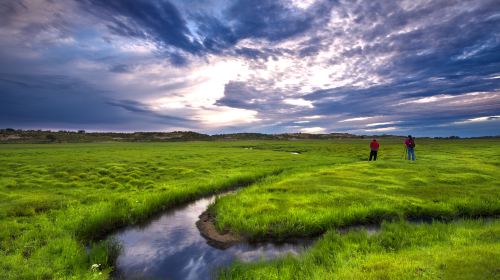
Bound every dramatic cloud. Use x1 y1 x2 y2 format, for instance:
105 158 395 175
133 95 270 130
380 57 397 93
1 0 499 136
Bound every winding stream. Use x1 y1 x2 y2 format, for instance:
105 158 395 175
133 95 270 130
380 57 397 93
111 191 312 279
108 183 497 279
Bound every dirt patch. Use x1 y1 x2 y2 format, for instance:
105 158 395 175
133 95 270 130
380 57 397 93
0 135 22 140
197 211 383 249
196 210 244 249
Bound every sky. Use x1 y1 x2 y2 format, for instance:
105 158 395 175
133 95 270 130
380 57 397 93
1 0 499 137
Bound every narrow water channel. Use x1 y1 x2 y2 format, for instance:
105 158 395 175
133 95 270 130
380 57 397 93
111 192 312 279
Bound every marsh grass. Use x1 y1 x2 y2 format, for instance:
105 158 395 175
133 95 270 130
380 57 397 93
220 219 500 280
88 238 121 273
0 141 335 278
0 139 498 279
212 139 500 279
213 143 500 239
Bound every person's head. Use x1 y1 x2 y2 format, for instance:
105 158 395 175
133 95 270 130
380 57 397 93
372 139 377 142
407 135 412 139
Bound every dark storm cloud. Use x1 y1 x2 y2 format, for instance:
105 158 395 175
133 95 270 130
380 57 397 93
77 0 338 56
0 1 26 25
1 0 500 136
216 82 284 111
0 73 195 129
347 0 500 87
106 99 193 125
109 64 132 73
224 0 335 42
0 74 123 125
193 15 238 53
0 0 73 47
79 0 203 53
215 0 500 136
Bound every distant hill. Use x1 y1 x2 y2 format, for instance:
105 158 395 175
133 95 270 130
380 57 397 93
1 129 365 143
1 128 496 143
0 129 212 143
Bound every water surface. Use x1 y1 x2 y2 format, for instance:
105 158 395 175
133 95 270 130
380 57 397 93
112 193 311 279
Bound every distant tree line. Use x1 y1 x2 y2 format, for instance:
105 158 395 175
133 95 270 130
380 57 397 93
0 128 497 144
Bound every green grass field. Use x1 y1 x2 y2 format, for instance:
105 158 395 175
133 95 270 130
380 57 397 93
0 139 499 279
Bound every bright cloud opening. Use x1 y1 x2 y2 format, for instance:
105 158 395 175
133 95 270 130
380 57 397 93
303 115 323 119
365 127 398 132
283 98 314 108
300 127 325 133
366 121 399 127
339 117 376 122
197 106 260 126
453 115 500 124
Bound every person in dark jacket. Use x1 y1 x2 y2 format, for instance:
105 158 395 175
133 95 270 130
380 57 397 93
404 135 416 160
369 139 379 161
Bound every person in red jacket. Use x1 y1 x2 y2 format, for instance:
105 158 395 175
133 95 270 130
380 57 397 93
404 135 416 160
369 139 379 161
